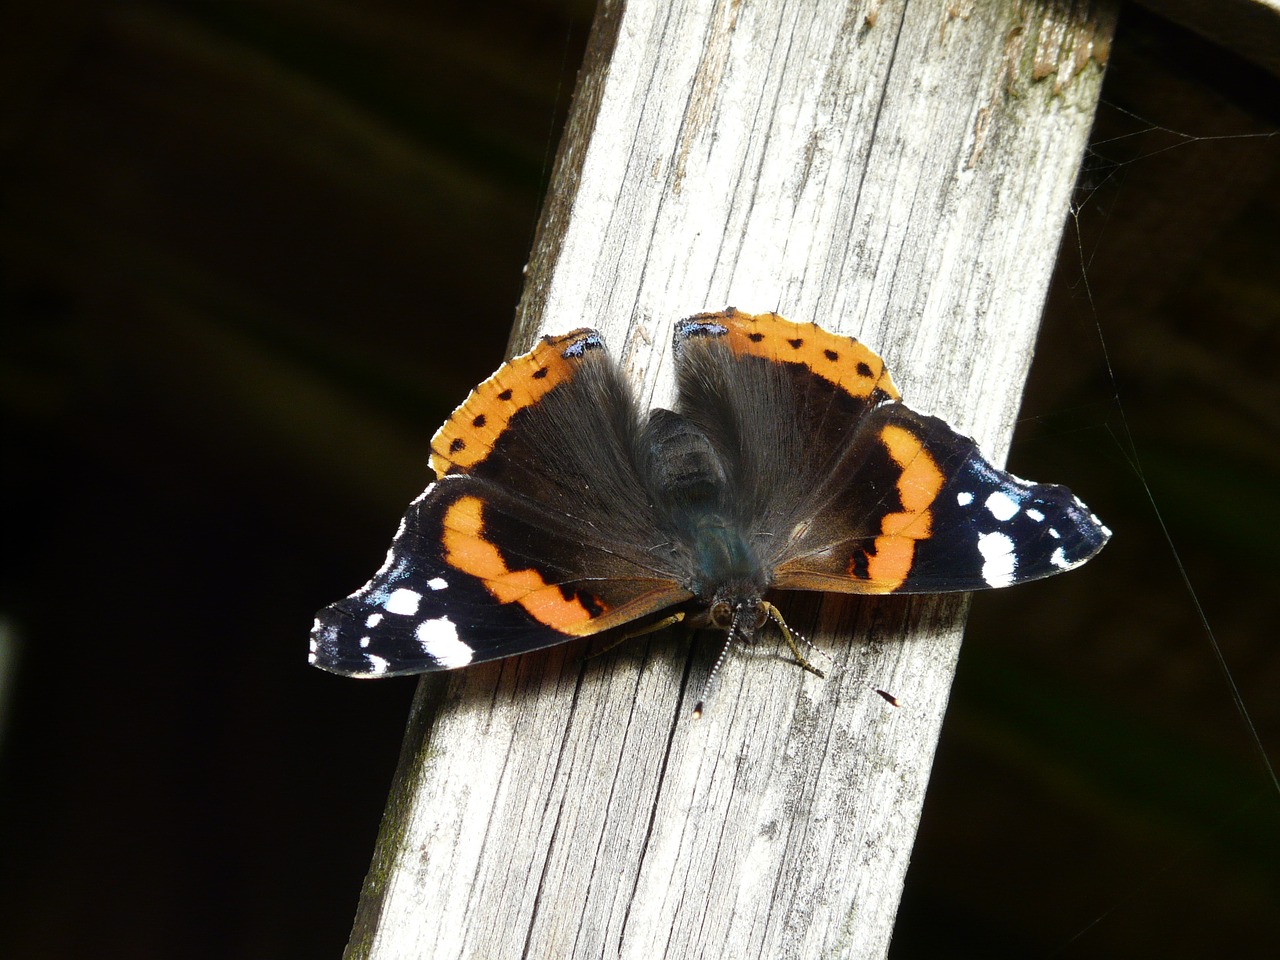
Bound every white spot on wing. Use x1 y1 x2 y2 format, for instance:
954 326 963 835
359 637 371 648
1025 508 1045 522
976 531 1017 588
1050 546 1074 570
365 613 383 628
427 576 448 591
365 654 389 676
343 482 444 603
307 651 317 665
384 588 422 615
985 491 1020 522
956 491 974 506
417 617 473 668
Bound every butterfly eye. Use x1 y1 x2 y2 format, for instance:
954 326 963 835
709 601 733 629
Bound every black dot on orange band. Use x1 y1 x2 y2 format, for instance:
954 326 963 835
472 414 486 428
847 548 870 580
856 361 873 377
788 338 804 349
748 332 765 343
498 388 513 401
449 438 466 453
532 367 548 379
824 349 838 361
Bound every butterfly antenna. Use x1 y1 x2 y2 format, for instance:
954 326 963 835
692 606 743 719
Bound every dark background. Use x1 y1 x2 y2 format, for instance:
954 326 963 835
1 2 1277 957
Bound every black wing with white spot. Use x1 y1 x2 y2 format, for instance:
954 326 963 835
310 328 692 678
892 441 1112 593
770 403 1111 595
310 477 691 677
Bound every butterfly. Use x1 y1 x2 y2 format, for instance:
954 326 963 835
310 309 1109 695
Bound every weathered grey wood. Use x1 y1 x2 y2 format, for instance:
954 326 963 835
347 2 1115 958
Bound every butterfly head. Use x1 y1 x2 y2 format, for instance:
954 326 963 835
708 595 768 644
692 594 825 718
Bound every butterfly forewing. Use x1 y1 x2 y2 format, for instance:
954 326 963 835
668 311 1109 596
671 310 899 538
770 399 1111 594
311 329 690 677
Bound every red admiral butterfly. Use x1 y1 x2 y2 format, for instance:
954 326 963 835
310 309 1109 686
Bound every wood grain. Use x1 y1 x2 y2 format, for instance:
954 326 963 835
348 1 1116 957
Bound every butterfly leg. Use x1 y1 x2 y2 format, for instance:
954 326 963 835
761 601 826 680
588 611 687 660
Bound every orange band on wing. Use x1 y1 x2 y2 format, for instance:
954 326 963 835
686 308 901 401
879 423 944 521
859 423 945 589
430 329 601 477
865 536 915 587
441 495 603 632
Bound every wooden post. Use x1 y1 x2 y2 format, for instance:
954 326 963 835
346 1 1116 957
